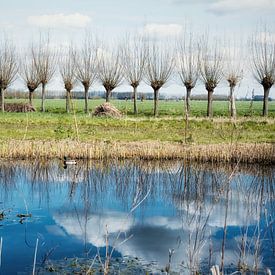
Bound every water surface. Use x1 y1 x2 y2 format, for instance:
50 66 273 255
0 160 274 274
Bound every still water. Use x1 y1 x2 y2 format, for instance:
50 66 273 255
0 160 274 274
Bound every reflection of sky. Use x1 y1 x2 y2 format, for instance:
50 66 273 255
0 162 274 273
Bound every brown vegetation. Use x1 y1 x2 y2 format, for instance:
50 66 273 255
93 102 122 118
0 140 274 164
1 103 35 112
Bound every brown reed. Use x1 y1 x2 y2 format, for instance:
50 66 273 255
0 140 274 164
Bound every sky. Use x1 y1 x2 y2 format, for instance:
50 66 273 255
1 0 275 97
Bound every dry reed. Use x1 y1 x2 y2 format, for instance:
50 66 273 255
0 140 274 164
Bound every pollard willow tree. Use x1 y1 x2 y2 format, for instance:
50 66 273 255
145 42 174 117
74 37 98 113
59 46 76 113
199 38 223 118
251 30 275 116
34 37 56 112
224 40 243 118
98 46 124 102
121 36 147 114
177 32 200 116
21 46 41 105
0 40 17 112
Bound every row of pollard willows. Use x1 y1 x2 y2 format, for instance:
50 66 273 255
0 30 274 117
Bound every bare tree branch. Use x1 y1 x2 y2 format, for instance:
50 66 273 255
20 45 40 105
177 31 200 115
74 36 98 113
145 41 174 117
250 27 275 116
33 35 56 112
0 39 18 112
199 36 223 118
224 38 243 118
121 35 147 114
98 45 124 102
59 45 76 113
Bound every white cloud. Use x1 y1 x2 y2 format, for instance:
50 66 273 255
53 210 134 247
207 0 275 15
143 23 182 37
27 13 91 28
145 216 183 230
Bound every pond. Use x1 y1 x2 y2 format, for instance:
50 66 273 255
0 160 274 274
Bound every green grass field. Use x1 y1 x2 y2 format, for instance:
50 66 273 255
0 98 274 145
5 98 275 117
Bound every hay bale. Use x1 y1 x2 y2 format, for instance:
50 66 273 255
93 103 122 118
2 103 36 112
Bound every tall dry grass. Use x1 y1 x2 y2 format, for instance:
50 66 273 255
0 140 274 164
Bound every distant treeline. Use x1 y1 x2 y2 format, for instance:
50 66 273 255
5 89 272 102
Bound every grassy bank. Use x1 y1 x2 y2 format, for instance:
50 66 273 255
0 113 274 144
1 99 274 162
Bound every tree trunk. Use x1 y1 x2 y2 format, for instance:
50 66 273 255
185 87 192 116
229 85 236 118
106 89 111 102
41 83 46 112
153 88 160 117
66 90 71 113
207 89 214 117
263 86 270 116
29 90 33 105
0 88 4 113
133 86 138 115
84 86 89 113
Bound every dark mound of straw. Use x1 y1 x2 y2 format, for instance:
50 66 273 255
2 103 36 112
93 103 122 118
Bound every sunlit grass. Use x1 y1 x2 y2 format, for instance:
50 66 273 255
0 99 274 145
5 98 275 117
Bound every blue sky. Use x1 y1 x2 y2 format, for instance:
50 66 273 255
1 0 275 97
